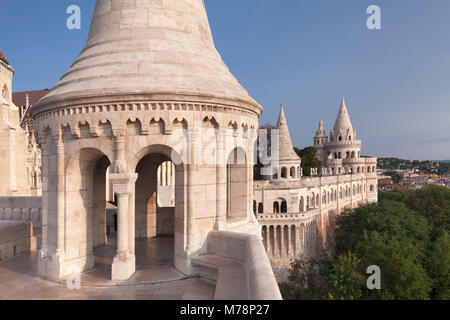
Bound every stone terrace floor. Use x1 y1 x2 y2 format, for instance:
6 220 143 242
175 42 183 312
0 237 215 300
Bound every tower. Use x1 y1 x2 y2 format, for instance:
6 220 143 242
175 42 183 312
31 0 263 281
270 105 302 180
0 50 29 196
325 97 361 174
314 119 328 164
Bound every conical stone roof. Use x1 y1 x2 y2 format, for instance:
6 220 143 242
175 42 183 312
276 105 300 162
333 97 353 132
35 0 261 114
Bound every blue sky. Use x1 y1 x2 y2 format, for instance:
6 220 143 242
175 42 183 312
1 0 449 160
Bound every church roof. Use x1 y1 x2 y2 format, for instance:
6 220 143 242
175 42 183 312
0 50 9 65
333 97 353 132
13 89 49 107
276 105 301 162
35 0 262 115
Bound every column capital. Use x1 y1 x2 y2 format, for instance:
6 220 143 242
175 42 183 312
110 173 138 195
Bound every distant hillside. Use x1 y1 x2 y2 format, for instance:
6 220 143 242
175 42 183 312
378 157 450 175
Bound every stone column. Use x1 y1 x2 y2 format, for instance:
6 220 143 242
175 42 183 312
215 130 226 230
110 173 138 281
39 137 49 260
54 134 65 259
286 226 290 257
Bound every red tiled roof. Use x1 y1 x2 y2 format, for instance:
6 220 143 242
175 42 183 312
0 50 9 65
12 89 49 107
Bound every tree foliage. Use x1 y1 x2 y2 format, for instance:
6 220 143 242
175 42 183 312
281 185 449 300
294 146 322 176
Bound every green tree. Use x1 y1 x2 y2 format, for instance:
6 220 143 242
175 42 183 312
383 171 403 184
328 252 364 300
335 200 430 257
294 146 322 176
427 231 450 299
405 185 450 240
280 252 364 300
357 231 432 300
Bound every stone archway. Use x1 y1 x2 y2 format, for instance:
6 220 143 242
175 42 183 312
130 145 185 275
65 147 111 274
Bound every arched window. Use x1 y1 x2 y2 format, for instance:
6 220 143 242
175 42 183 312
357 167 360 174
258 203 263 214
370 185 375 192
273 202 280 213
322 191 326 204
346 151 350 158
253 200 257 215
367 167 370 173
316 195 320 207
281 167 287 179
334 152 338 159
311 192 315 207
290 167 295 179
306 196 310 210
338 152 342 159
372 166 376 173
351 151 355 158
299 197 304 213
281 200 287 213
339 135 342 141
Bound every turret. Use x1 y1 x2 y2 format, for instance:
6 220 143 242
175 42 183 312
270 104 302 180
324 97 362 175
314 119 328 163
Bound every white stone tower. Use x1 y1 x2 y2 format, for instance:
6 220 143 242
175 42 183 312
270 105 301 180
325 97 362 174
31 0 263 281
314 119 328 164
0 50 30 196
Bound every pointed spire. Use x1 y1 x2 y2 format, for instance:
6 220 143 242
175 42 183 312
277 104 300 161
316 118 325 135
333 97 353 132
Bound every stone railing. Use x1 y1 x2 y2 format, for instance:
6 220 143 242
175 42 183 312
0 197 42 229
206 231 282 300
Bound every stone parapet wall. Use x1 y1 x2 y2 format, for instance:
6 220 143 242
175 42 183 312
0 197 42 229
0 221 37 261
206 231 282 300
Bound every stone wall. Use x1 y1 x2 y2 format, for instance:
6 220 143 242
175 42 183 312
0 197 42 229
206 231 282 300
0 221 37 261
